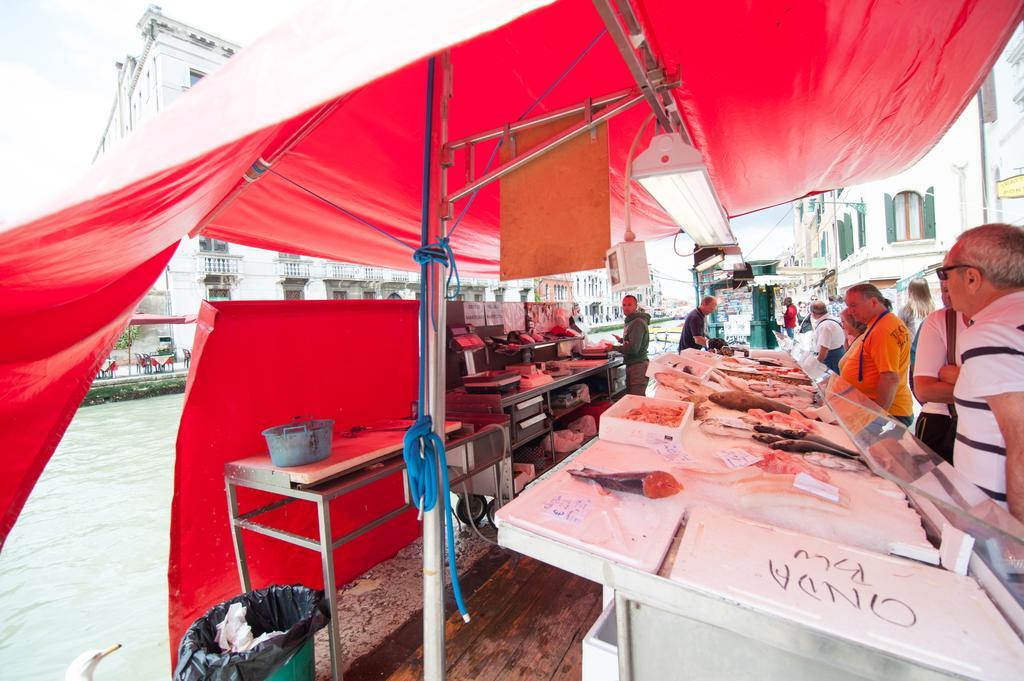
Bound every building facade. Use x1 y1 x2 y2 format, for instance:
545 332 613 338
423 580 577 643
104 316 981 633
790 26 1024 302
571 269 663 327
983 22 1024 226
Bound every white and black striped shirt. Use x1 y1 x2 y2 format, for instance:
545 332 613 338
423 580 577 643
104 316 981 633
953 290 1024 506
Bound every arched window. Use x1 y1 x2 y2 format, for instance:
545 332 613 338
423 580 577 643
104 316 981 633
894 191 924 241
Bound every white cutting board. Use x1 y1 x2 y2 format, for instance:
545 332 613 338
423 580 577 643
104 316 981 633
671 508 1024 680
495 439 686 572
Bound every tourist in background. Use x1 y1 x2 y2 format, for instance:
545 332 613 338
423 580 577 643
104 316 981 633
810 301 845 373
840 283 914 426
940 224 1024 519
899 277 935 339
912 281 968 464
782 296 798 339
840 307 867 350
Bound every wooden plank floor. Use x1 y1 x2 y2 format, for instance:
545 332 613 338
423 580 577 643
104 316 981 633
347 549 602 681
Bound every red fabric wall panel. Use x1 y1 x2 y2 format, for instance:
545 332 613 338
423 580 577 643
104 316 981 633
0 244 177 547
167 300 420 664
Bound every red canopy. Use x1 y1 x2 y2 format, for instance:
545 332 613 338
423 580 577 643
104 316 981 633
1 0 1021 545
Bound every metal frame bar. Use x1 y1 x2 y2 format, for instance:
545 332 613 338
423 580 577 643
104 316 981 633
446 92 644 203
591 0 680 134
448 87 636 150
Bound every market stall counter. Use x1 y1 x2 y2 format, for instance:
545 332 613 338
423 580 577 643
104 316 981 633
495 349 1024 681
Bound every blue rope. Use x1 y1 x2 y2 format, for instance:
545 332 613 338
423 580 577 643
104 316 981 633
403 57 470 624
448 28 607 237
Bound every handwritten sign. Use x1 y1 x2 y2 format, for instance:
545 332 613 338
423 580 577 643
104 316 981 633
484 301 503 326
768 548 917 628
542 493 592 526
648 440 692 463
716 448 762 469
463 301 485 327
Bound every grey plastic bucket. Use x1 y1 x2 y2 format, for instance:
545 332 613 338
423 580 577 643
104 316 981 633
262 419 334 467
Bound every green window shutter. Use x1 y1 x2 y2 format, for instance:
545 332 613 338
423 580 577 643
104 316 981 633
857 210 866 249
884 193 896 243
923 186 936 239
840 216 853 260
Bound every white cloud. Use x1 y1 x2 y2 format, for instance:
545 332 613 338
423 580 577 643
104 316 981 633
0 62 109 223
1 0 316 224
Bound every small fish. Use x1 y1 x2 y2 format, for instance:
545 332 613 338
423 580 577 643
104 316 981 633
770 439 861 461
752 433 784 445
568 467 682 498
753 424 807 439
803 452 869 473
700 417 755 438
708 390 794 414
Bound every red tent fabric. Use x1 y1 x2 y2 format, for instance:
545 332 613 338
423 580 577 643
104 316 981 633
1 0 1021 550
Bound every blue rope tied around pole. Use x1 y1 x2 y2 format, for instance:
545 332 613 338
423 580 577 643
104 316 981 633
403 56 470 624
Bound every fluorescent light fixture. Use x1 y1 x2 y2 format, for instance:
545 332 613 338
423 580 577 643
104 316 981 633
694 248 725 272
632 133 737 247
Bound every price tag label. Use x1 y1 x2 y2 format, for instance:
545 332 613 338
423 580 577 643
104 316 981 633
542 494 593 525
793 472 841 503
716 448 762 469
649 440 692 463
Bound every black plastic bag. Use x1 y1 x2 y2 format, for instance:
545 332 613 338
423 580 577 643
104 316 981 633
174 584 330 681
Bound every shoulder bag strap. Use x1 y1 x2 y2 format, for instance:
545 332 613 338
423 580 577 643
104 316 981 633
946 309 957 420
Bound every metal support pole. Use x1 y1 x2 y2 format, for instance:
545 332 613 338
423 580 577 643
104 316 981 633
318 498 343 681
422 51 451 681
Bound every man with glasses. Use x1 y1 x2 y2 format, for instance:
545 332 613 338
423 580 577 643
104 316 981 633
840 283 914 426
938 224 1024 521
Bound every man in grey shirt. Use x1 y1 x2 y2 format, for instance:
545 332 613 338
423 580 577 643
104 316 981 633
679 296 717 352
613 295 651 396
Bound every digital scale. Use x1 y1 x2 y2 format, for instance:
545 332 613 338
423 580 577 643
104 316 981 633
449 324 486 374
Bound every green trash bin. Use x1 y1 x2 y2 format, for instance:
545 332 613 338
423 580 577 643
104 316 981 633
266 638 313 681
174 585 329 681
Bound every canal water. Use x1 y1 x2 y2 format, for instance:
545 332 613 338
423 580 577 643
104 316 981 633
0 393 183 681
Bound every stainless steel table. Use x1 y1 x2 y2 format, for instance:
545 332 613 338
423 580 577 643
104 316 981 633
224 423 509 681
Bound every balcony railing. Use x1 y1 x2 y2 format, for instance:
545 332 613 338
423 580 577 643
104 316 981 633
200 256 239 274
278 261 311 278
327 263 419 283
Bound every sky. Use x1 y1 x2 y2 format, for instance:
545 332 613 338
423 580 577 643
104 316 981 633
0 0 794 298
0 0 314 224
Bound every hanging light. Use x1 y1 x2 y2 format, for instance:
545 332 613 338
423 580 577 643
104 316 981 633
694 247 725 272
632 133 737 247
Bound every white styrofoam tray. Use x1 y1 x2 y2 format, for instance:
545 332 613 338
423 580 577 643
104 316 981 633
494 440 686 572
645 354 714 381
679 348 722 366
599 394 693 447
671 507 1024 681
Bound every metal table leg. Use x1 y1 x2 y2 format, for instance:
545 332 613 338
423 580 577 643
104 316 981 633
318 497 343 681
225 479 252 592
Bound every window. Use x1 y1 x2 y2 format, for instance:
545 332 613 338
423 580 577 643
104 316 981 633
207 287 230 301
388 292 403 300
189 69 205 87
520 290 529 302
473 293 483 302
278 252 300 260
494 291 504 302
894 191 923 240
857 210 866 250
332 290 348 300
199 237 229 253
283 288 305 300
363 291 376 299
885 190 935 242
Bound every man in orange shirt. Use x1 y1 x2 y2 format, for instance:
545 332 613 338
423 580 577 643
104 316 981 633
840 283 914 426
